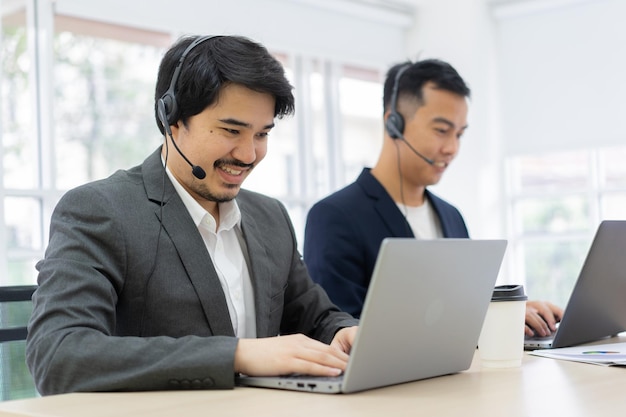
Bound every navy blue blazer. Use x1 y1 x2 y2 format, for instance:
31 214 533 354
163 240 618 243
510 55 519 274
303 168 469 318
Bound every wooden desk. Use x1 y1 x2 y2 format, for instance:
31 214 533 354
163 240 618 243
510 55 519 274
1 335 625 417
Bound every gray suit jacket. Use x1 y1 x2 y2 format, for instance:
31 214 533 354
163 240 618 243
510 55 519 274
27 148 357 395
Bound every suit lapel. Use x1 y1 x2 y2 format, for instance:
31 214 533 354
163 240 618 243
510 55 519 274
357 169 414 238
237 197 272 337
143 149 235 337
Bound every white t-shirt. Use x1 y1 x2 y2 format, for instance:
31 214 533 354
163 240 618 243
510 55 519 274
397 198 443 239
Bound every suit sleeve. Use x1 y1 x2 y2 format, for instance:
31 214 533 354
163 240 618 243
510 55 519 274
303 200 370 318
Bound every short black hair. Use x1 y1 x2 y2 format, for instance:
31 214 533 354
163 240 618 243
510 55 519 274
154 35 295 135
383 59 471 115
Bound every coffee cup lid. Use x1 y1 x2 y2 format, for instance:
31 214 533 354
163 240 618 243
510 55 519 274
491 284 528 302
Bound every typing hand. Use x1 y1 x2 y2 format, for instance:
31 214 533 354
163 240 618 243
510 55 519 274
330 326 358 354
525 300 564 337
234 334 349 377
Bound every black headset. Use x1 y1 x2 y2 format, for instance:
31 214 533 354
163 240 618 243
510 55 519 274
157 35 216 129
156 35 217 180
384 63 411 140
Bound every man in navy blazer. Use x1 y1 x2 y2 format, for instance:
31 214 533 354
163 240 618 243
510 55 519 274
27 35 358 395
305 168 468 318
304 59 562 337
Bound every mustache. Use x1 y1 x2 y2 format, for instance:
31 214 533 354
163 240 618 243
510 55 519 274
214 159 255 170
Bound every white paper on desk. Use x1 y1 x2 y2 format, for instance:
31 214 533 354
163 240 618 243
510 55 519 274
529 342 626 367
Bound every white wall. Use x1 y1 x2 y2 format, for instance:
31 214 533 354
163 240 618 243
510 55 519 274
495 0 626 155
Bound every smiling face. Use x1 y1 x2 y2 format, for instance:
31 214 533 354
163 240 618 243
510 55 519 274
373 82 469 205
165 83 276 215
397 82 469 188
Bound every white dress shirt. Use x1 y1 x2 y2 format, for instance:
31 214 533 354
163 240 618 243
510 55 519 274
165 166 257 338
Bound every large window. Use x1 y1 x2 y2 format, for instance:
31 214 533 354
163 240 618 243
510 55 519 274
2 2 37 288
338 66 383 184
1 2 167 287
53 32 165 189
506 146 626 307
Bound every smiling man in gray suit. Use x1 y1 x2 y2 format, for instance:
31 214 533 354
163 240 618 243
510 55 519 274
26 35 358 395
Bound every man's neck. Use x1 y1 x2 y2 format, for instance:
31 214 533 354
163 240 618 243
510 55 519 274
370 166 426 207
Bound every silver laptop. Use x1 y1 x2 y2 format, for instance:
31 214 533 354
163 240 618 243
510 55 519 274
237 238 507 394
525 220 626 350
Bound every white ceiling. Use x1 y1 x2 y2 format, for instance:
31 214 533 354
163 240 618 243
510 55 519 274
349 0 597 16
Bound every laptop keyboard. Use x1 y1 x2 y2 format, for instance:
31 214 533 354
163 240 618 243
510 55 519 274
281 374 344 382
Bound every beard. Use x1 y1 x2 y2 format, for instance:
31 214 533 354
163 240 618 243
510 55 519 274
191 158 254 203
192 181 240 203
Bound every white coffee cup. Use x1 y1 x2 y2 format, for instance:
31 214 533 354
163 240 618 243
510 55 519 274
478 285 528 368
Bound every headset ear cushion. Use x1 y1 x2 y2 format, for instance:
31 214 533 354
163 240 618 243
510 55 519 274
160 91 178 126
385 112 405 139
